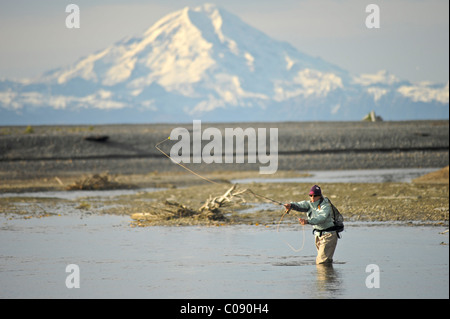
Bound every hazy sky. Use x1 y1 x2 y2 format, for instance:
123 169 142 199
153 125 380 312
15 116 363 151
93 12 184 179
0 0 448 83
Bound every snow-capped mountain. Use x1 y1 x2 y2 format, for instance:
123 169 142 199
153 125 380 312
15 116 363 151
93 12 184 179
0 3 448 124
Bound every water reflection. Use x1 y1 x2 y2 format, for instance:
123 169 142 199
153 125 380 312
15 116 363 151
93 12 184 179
313 264 343 298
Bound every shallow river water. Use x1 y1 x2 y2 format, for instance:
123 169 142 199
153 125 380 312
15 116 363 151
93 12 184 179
1 168 448 299
232 167 439 184
0 213 448 299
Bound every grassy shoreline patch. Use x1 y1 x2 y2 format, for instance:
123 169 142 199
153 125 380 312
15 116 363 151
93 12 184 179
1 170 447 226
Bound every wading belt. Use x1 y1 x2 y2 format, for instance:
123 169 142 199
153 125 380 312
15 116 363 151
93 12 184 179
313 226 341 238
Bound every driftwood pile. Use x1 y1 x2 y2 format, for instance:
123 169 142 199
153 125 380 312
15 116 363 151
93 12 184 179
66 173 123 190
131 184 251 225
199 184 247 215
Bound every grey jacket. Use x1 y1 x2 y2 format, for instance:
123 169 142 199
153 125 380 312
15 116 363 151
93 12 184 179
290 197 335 232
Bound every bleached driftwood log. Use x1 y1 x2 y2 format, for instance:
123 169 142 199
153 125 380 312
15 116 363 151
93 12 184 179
199 184 247 213
131 184 251 224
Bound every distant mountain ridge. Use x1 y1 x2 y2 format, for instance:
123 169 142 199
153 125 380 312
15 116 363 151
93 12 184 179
0 3 448 124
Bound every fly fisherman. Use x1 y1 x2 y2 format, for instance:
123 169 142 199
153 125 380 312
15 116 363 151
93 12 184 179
284 185 338 264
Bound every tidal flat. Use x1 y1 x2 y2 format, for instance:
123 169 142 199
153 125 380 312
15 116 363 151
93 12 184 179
1 168 448 226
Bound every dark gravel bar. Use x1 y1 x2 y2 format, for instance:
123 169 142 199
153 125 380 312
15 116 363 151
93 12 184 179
1 120 448 179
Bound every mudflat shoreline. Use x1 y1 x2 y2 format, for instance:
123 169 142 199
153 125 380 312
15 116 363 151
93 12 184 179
1 121 448 224
0 170 448 225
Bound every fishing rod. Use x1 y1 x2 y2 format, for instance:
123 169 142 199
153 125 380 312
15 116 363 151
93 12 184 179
155 137 222 185
156 137 285 205
244 189 284 206
155 137 306 252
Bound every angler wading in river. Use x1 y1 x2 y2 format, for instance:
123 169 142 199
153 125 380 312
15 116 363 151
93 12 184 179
284 185 342 264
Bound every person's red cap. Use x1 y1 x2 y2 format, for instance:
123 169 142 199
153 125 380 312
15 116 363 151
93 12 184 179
309 185 322 196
